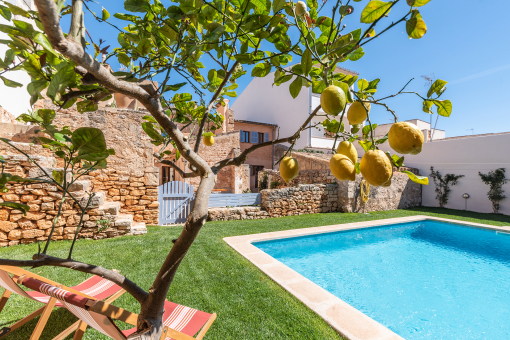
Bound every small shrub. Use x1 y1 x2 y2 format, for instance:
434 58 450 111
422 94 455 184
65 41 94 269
242 188 251 193
259 173 268 190
430 166 464 208
96 219 111 233
270 180 282 189
479 168 507 214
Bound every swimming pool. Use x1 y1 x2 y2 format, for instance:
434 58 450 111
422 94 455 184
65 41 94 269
253 219 510 339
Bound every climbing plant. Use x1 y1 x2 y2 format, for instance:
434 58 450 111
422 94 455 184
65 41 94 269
479 168 507 214
429 166 464 208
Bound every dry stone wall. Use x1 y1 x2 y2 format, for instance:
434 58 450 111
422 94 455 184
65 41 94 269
0 155 138 247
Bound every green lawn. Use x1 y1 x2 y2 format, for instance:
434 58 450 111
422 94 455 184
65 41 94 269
0 207 508 339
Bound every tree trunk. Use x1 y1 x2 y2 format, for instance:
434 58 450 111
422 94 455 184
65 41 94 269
127 171 216 339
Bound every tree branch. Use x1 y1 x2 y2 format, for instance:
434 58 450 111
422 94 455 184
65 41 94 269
153 153 199 179
212 104 322 171
68 0 86 49
193 61 239 154
0 254 148 303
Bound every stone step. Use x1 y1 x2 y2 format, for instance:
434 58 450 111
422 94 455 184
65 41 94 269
69 180 92 192
130 222 147 235
99 201 121 216
78 191 106 209
114 214 133 230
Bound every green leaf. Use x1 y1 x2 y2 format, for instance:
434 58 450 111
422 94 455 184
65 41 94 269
333 81 352 103
427 79 448 98
402 170 429 185
163 82 187 93
358 78 368 92
38 109 55 125
391 154 405 167
47 65 76 102
360 1 392 24
366 79 380 91
375 134 388 145
355 162 361 174
34 33 59 57
433 100 452 117
142 122 165 145
72 127 107 155
348 48 365 61
358 140 372 152
53 170 64 185
422 100 433 114
406 10 427 39
3 2 29 17
0 76 22 88
362 123 377 136
117 53 131 67
102 7 110 21
273 0 286 13
289 77 303 99
0 5 12 21
301 49 312 76
312 79 326 94
0 202 29 215
124 0 149 12
77 101 99 113
251 63 271 77
406 0 431 7
136 38 152 55
224 91 237 98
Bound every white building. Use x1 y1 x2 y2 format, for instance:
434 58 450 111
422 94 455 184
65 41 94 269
0 0 35 117
231 67 358 151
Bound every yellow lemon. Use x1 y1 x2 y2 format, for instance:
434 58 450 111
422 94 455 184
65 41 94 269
320 85 346 115
330 154 356 181
388 121 424 155
295 1 307 16
279 156 299 183
347 101 370 125
203 135 214 146
336 141 358 164
360 150 393 187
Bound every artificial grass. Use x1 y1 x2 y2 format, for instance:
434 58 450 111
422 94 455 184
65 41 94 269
0 207 508 339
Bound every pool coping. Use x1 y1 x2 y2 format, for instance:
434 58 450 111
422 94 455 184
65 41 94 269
223 215 510 340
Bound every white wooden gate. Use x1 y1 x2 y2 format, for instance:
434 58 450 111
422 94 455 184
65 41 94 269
158 181 194 225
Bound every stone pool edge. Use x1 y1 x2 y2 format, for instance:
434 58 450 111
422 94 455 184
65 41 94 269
223 215 510 340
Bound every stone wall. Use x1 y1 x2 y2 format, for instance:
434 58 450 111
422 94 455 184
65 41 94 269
0 155 136 247
207 206 269 221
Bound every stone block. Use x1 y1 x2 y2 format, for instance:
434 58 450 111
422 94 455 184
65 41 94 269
8 229 22 240
22 229 44 239
69 180 92 192
37 220 53 230
0 221 16 233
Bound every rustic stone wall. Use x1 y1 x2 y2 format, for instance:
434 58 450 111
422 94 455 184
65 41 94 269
207 206 269 221
261 184 340 217
0 155 134 247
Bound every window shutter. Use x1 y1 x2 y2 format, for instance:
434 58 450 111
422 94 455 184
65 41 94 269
265 133 269 142
240 130 244 143
251 131 258 143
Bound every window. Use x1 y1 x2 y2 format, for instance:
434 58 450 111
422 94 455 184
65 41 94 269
251 131 258 143
161 167 174 184
265 132 269 142
258 132 264 144
240 130 249 143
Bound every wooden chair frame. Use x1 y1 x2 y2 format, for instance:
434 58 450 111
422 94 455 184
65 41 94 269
0 265 126 340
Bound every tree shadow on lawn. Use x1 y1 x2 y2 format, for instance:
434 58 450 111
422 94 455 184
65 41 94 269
406 206 510 225
1 307 79 340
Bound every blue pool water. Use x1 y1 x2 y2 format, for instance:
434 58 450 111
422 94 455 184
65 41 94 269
255 220 510 339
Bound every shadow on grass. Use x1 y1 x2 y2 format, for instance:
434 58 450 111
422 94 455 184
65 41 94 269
2 308 78 340
406 206 510 225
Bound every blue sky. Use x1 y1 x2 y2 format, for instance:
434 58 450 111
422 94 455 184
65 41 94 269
80 0 510 138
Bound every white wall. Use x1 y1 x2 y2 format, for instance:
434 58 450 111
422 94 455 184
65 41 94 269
232 73 310 149
0 0 32 117
377 133 510 214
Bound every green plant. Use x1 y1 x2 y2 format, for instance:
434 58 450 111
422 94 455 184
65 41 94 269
242 188 251 194
295 149 325 154
96 218 111 233
430 167 464 208
479 168 507 214
0 0 448 336
259 173 269 190
270 180 283 189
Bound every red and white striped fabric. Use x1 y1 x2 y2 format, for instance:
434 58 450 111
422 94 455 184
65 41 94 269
0 270 34 300
27 275 122 306
122 300 212 340
21 277 127 340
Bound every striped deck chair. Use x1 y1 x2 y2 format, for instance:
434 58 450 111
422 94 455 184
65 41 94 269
19 275 217 340
0 266 125 340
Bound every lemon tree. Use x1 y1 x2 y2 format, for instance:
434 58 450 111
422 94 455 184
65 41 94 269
0 0 449 336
